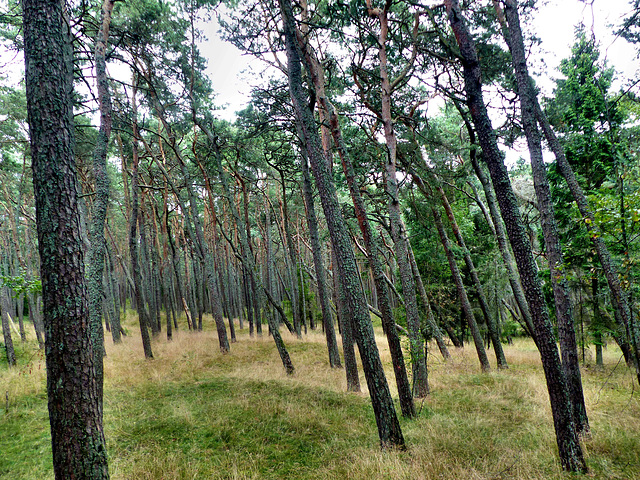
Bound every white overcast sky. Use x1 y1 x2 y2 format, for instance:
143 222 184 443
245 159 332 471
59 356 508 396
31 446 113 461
198 0 638 121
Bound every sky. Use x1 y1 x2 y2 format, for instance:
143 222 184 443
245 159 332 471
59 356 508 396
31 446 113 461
197 0 639 121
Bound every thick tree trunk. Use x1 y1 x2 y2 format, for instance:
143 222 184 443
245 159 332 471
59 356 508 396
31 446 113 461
445 0 585 471
23 0 110 474
280 0 404 448
503 0 587 433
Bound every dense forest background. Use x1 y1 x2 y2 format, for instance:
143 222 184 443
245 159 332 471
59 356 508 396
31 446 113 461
1 0 640 478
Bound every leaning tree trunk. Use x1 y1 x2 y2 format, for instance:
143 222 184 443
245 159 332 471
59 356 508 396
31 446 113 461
503 0 588 433
534 81 640 386
280 0 404 449
128 81 153 360
431 205 490 371
368 3 429 398
86 0 116 414
436 183 507 368
23 0 110 474
332 249 361 392
264 199 295 375
457 104 534 337
444 0 585 471
294 30 412 410
406 241 451 360
301 153 342 368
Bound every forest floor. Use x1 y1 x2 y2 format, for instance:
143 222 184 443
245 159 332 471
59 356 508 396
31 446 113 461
1 313 639 479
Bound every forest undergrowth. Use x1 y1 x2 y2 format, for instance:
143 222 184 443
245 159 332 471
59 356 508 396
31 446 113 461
1 313 639 480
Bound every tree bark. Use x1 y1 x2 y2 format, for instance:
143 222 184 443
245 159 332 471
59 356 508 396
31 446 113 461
535 79 640 386
368 3 429 398
503 0 588 433
437 184 507 368
431 205 490 371
445 0 585 471
23 0 110 474
128 80 154 359
280 0 404 449
301 155 342 368
87 0 116 414
456 102 534 337
0 292 16 367
264 198 295 374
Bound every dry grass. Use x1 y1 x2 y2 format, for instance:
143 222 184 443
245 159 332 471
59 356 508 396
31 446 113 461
2 313 639 479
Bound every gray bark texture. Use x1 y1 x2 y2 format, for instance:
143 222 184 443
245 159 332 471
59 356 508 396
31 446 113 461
503 0 588 433
280 0 404 449
445 0 586 471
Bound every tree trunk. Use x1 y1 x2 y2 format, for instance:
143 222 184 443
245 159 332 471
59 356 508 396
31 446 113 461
280 0 404 449
332 251 361 392
128 80 153 359
503 0 588 433
86 0 116 414
458 105 534 338
301 154 342 368
535 80 640 386
1 292 16 367
368 3 429 398
264 198 295 374
431 206 490 371
407 242 450 360
23 0 110 473
437 184 506 368
105 247 121 344
445 0 585 471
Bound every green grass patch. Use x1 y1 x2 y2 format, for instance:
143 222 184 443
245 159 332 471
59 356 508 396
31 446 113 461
1 324 639 479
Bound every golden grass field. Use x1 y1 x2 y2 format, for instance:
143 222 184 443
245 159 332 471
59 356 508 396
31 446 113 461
1 313 639 479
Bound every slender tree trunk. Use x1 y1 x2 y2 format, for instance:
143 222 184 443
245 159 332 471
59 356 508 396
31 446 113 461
535 82 640 386
28 293 45 349
437 184 506 368
280 0 404 448
445 0 585 470
366 3 429 398
301 155 342 368
407 242 450 360
129 80 153 359
1 292 16 367
105 247 121 344
264 199 295 374
457 105 534 337
431 206 490 371
332 251 360 391
317 102 415 410
86 0 116 416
